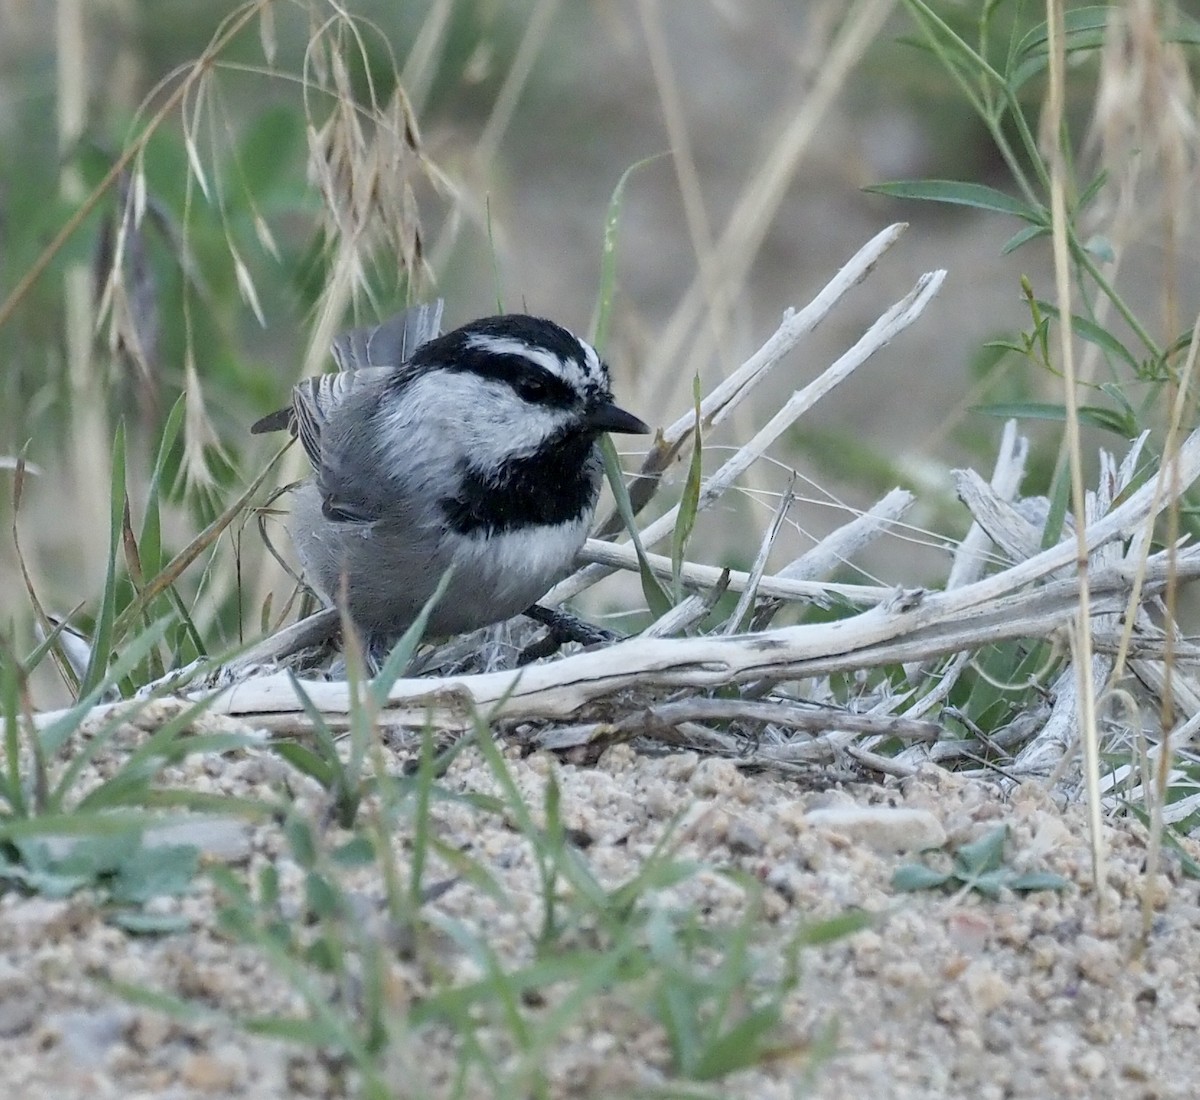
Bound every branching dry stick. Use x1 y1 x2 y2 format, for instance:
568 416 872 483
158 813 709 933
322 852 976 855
25 547 1199 742
552 268 948 604
888 423 1031 748
1016 461 1127 778
575 542 895 605
724 478 794 634
901 422 1200 623
529 696 941 752
594 222 910 533
123 550 1200 734
946 419 1030 587
89 426 1200 741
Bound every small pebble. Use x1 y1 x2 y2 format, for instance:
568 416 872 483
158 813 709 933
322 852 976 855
804 804 946 853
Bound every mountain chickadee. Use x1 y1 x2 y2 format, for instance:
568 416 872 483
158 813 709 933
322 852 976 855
252 303 649 648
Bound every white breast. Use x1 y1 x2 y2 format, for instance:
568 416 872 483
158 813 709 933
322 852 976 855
446 515 592 619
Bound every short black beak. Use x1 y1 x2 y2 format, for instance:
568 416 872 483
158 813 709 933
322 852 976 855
585 401 650 435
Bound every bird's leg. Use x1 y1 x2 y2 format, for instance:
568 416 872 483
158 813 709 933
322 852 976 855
518 604 625 665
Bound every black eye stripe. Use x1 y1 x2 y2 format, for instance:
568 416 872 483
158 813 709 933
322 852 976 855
401 314 613 407
442 351 577 407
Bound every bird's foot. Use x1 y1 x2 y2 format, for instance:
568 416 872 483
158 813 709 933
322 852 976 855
518 604 625 665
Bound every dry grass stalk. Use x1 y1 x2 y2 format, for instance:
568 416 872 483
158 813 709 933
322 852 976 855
640 0 898 417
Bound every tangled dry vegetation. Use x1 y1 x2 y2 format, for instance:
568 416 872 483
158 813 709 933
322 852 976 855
31 223 1200 848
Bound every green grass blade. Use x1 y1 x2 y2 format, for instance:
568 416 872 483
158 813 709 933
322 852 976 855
601 437 672 618
284 671 349 794
39 618 172 762
671 376 703 601
593 154 665 354
407 724 437 912
370 566 454 707
138 393 187 578
111 438 290 641
0 645 26 817
80 423 128 698
590 155 672 615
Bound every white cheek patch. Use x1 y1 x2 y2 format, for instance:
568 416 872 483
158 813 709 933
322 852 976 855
378 372 572 471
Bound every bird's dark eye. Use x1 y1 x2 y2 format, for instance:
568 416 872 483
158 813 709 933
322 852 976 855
516 376 549 402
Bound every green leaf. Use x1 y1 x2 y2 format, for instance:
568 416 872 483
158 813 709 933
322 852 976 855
1084 234 1115 263
101 979 217 1024
241 1015 330 1045
1010 9 1200 95
693 1005 782 1080
973 401 1069 421
964 868 1013 899
108 842 199 904
1009 7 1111 92
891 864 952 892
865 180 1044 222
304 870 341 919
284 673 347 795
139 394 187 581
258 863 280 908
39 618 171 763
600 435 672 618
331 836 375 867
1001 224 1048 254
284 814 316 868
1034 300 1140 373
270 741 335 787
1041 461 1071 550
109 909 191 934
1075 406 1137 437
794 910 874 946
592 158 671 616
1076 170 1110 213
954 826 1008 877
1 650 26 818
656 981 700 1076
972 401 1136 436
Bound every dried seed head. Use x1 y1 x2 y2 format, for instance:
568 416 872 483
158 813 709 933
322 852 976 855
303 23 435 375
1091 0 1197 186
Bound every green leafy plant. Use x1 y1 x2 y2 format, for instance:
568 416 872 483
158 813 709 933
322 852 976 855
0 830 199 933
871 1 1200 451
269 567 455 828
892 825 1069 898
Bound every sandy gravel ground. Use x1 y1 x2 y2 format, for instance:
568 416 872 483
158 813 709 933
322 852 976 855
1 738 1199 1099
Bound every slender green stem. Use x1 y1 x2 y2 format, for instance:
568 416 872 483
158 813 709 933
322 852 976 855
1074 246 1163 360
903 0 1042 206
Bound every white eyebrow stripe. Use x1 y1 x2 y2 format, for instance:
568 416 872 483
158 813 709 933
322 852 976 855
466 334 571 378
579 338 600 377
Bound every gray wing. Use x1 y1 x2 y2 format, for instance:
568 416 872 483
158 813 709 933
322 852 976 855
250 299 444 437
330 299 445 371
290 367 392 470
